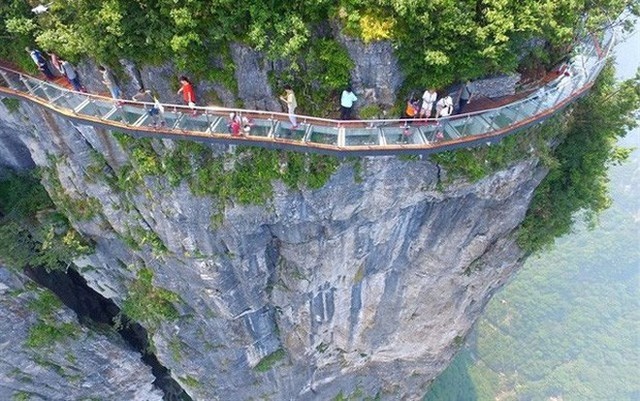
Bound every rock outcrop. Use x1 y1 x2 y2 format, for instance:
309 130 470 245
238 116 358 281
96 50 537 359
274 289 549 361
0 266 163 401
0 83 546 400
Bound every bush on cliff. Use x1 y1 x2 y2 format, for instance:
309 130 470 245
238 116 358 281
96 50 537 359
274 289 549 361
0 171 92 272
518 64 640 253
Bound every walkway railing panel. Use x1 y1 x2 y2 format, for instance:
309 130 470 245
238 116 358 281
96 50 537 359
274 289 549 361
0 30 615 156
345 127 380 146
308 126 339 146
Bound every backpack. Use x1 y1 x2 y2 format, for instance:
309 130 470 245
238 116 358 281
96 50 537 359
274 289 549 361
405 101 417 117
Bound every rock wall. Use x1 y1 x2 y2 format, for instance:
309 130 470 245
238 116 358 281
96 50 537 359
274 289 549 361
333 24 404 107
0 104 34 175
0 266 163 401
0 94 547 400
69 29 405 114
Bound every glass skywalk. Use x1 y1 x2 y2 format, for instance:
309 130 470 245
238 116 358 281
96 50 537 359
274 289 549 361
0 32 613 156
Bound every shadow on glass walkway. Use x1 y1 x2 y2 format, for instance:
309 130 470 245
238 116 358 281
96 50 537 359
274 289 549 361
0 33 612 157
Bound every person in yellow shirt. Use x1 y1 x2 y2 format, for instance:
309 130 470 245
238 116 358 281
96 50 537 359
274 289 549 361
279 85 298 129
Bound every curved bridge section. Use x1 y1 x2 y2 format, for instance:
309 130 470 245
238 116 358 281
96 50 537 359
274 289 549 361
0 32 612 157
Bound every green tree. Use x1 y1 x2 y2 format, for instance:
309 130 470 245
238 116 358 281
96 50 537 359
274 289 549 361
518 65 640 253
3 0 635 101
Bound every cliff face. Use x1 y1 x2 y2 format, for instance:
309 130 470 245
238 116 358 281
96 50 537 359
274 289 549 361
69 34 403 112
0 266 163 401
0 93 546 400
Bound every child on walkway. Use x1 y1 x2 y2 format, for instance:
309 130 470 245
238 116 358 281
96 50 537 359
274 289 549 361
132 89 166 128
49 52 63 76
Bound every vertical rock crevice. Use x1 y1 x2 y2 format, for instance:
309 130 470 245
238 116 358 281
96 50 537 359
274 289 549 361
24 266 193 401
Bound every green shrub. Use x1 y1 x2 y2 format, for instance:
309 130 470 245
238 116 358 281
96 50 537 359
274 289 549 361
254 348 286 372
25 289 78 349
121 268 180 330
26 322 77 348
12 391 31 401
307 154 339 189
1 98 21 113
358 104 381 120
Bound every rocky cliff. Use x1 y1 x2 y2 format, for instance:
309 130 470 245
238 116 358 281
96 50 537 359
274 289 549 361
0 265 163 401
0 90 547 400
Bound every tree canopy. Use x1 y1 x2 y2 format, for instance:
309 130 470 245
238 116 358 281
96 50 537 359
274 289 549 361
1 0 637 99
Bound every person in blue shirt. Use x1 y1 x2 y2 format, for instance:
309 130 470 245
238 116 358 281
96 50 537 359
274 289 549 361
340 85 358 120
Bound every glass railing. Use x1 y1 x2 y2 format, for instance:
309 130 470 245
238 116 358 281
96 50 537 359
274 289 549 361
0 31 614 155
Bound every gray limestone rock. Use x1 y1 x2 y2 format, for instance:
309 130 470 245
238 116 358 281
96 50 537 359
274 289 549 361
230 43 281 111
0 266 163 401
333 24 404 108
470 74 522 98
0 100 34 175
0 85 547 400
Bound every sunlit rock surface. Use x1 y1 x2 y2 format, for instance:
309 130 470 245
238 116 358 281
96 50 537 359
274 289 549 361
0 94 546 400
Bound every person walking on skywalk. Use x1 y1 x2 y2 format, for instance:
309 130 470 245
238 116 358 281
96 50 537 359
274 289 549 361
26 47 55 80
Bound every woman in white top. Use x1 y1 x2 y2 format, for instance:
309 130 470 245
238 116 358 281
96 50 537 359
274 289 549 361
340 85 358 120
420 88 437 118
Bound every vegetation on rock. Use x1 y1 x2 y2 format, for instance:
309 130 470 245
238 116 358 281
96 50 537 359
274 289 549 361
110 132 339 206
120 268 181 331
517 64 640 253
25 290 78 348
429 63 639 254
254 348 286 372
0 171 92 272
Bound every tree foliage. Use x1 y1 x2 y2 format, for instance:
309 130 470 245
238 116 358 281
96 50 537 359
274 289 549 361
0 171 92 272
517 64 640 253
1 0 635 99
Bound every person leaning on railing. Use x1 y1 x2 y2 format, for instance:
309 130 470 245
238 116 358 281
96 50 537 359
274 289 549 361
59 60 86 93
279 85 298 129
132 89 166 128
457 81 473 113
435 95 454 118
98 65 123 102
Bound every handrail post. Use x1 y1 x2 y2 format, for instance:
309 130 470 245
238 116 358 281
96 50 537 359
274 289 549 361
338 125 346 147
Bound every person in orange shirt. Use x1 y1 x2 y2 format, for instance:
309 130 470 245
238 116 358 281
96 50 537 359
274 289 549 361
177 76 197 114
